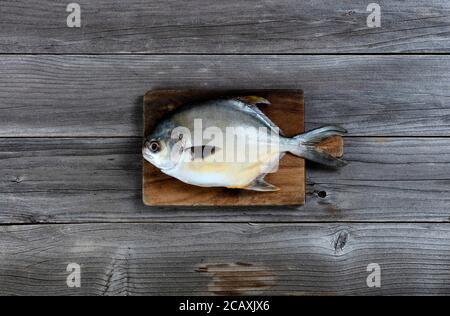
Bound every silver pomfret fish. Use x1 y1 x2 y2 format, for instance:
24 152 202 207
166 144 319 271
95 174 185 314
143 96 346 191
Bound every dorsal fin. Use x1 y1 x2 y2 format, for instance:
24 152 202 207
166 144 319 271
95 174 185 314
234 97 285 136
236 96 271 106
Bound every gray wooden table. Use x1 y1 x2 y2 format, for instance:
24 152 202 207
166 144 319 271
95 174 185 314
0 0 450 295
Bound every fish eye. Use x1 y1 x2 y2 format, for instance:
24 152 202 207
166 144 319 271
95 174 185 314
149 140 161 153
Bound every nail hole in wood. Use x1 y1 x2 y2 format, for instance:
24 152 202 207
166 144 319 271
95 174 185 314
318 191 327 198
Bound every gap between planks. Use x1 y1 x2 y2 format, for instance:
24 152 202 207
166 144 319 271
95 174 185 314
1 53 450 56
1 221 450 227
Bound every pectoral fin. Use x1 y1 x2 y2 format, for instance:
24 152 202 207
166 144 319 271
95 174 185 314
187 146 218 160
237 96 271 106
244 176 279 192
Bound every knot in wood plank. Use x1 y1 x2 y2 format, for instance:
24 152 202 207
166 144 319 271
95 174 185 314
334 230 349 254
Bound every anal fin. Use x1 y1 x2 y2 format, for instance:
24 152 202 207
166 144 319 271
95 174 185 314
244 175 279 192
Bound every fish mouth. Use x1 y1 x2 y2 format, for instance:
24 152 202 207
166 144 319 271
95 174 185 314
142 147 154 162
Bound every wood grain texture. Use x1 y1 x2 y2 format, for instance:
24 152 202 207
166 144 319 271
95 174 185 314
1 0 449 53
143 90 307 206
2 0 449 297
0 55 449 137
1 137 449 223
1 223 450 295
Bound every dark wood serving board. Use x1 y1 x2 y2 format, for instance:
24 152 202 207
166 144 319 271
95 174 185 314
143 90 343 206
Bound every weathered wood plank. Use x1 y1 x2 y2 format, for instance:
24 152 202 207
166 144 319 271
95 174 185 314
1 223 450 295
0 55 449 137
1 0 449 53
1 137 449 223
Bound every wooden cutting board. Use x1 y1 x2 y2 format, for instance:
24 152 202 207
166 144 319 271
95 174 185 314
143 90 343 206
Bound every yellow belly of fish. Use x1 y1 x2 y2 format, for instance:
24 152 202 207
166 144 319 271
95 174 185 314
171 152 280 188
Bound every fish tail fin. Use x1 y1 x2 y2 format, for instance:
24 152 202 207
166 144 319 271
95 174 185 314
285 126 347 168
